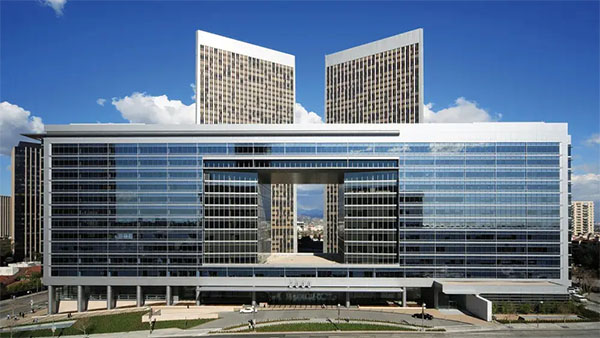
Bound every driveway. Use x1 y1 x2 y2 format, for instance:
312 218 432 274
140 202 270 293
194 308 466 330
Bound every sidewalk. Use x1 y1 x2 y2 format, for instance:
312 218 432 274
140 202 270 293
34 320 599 338
444 320 600 333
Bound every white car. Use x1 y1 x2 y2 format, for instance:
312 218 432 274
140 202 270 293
239 306 257 313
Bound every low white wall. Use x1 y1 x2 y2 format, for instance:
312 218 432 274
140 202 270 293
464 294 492 321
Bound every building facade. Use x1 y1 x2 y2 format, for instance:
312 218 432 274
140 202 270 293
572 201 594 237
324 29 424 253
0 195 10 239
37 122 570 315
196 30 297 254
12 141 43 261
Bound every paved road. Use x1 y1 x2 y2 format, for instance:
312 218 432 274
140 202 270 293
0 291 47 319
203 328 599 338
194 309 465 330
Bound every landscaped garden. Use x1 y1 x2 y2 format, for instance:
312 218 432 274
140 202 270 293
492 300 600 323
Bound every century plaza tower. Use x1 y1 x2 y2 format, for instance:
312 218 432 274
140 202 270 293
324 29 424 253
195 31 297 254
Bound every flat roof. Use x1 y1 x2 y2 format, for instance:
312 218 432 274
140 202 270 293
29 122 570 144
197 30 294 67
326 28 423 66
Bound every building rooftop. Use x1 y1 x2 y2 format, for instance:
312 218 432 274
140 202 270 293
263 254 341 266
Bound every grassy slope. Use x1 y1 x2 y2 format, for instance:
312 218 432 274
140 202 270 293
0 311 213 337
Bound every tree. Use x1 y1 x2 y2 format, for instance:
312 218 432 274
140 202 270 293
74 317 93 337
558 302 571 323
503 302 516 324
580 270 596 295
518 303 533 314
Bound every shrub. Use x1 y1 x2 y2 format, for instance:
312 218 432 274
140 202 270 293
517 303 533 314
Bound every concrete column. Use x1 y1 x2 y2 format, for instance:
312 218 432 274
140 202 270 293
77 285 88 312
136 286 144 307
166 286 172 306
195 288 201 306
107 286 115 310
251 291 257 307
48 285 58 315
402 288 407 307
345 292 350 308
433 285 439 309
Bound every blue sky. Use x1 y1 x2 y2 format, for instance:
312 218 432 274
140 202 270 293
0 0 598 217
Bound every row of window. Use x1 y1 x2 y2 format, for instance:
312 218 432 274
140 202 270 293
52 169 203 180
397 193 559 204
50 156 561 169
51 193 202 205
52 243 202 253
52 182 203 192
52 157 203 168
52 206 202 216
52 142 560 156
51 231 199 241
50 267 560 279
204 159 398 169
51 218 199 228
399 181 559 192
403 169 559 179
399 219 560 229
345 231 561 242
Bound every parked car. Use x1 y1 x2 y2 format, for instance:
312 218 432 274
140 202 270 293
239 306 257 313
412 312 433 320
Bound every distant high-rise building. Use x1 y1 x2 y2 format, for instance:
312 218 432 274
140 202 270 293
196 30 297 253
325 28 423 124
11 141 43 261
323 29 424 253
195 30 295 124
0 195 10 239
572 201 594 237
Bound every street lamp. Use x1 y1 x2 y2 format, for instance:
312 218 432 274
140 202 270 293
537 301 543 328
12 295 16 318
421 302 426 331
337 303 341 322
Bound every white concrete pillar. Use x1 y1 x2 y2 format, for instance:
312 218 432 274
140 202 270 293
195 288 201 306
136 286 144 307
402 288 407 307
48 285 58 315
166 286 172 306
251 291 257 307
77 285 88 312
107 286 115 310
345 292 350 308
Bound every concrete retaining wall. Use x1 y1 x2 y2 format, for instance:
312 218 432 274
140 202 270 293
462 294 492 321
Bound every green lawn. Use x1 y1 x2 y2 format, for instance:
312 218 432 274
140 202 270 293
244 322 417 332
0 311 214 337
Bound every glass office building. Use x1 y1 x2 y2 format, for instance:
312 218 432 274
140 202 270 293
34 122 571 316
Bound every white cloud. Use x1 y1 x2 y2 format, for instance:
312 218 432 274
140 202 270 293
572 173 600 203
584 133 600 146
297 185 325 194
190 83 196 101
0 102 44 156
294 103 323 124
96 98 106 106
112 92 195 124
423 97 501 123
43 0 67 16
